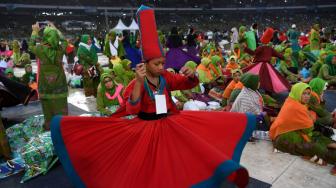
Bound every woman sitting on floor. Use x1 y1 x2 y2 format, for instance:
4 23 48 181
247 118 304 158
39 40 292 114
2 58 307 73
21 64 37 86
279 54 299 84
230 73 263 115
222 69 243 106
270 82 336 175
308 78 335 137
318 54 336 87
96 72 124 116
230 73 271 131
225 56 240 73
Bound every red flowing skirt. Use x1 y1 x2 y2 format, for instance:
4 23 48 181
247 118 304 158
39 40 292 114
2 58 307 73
244 62 291 93
51 111 255 188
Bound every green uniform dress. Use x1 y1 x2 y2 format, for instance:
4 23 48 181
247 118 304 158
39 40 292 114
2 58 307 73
21 64 37 86
29 26 68 130
12 40 21 67
103 30 125 59
308 78 334 127
96 73 123 116
309 27 320 51
112 59 134 87
318 55 336 86
273 83 336 164
279 60 298 83
77 34 100 97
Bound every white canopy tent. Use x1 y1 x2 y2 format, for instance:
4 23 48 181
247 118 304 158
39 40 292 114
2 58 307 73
128 19 139 33
112 19 128 32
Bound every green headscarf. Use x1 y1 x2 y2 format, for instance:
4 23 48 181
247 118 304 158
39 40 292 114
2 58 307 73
289 82 311 102
99 73 114 92
184 61 201 93
211 55 221 65
5 68 14 75
108 30 117 41
77 34 98 67
120 59 131 70
239 26 247 35
240 73 259 91
313 24 320 31
19 53 31 65
112 62 133 86
22 64 35 84
201 57 211 66
97 72 121 110
113 63 125 78
43 26 60 49
309 78 327 95
325 54 336 76
120 59 135 83
81 34 90 44
211 55 222 75
12 40 21 65
284 48 292 56
24 64 32 72
185 61 197 70
12 40 20 53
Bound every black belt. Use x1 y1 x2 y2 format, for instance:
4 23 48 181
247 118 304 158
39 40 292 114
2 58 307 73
138 112 168 120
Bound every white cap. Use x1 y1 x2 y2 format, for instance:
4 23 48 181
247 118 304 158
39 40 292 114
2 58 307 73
291 24 296 29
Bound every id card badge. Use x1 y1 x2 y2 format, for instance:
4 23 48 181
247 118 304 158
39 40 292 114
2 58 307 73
155 94 168 114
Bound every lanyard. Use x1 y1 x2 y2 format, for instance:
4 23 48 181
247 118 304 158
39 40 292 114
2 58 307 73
144 76 166 101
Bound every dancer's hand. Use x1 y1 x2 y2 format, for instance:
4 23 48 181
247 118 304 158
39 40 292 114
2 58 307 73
135 63 146 82
180 66 195 78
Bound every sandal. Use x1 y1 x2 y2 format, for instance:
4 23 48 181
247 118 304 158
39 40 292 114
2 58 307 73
302 155 327 166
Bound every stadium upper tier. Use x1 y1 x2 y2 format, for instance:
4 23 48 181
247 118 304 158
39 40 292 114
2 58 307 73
0 0 336 8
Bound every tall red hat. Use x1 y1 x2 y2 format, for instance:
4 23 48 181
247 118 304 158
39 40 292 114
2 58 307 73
136 5 164 61
260 27 274 44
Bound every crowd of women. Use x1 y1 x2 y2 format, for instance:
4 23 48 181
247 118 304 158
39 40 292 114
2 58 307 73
0 5 336 186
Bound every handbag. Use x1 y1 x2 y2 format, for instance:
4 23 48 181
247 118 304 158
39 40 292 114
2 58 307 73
72 62 83 76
